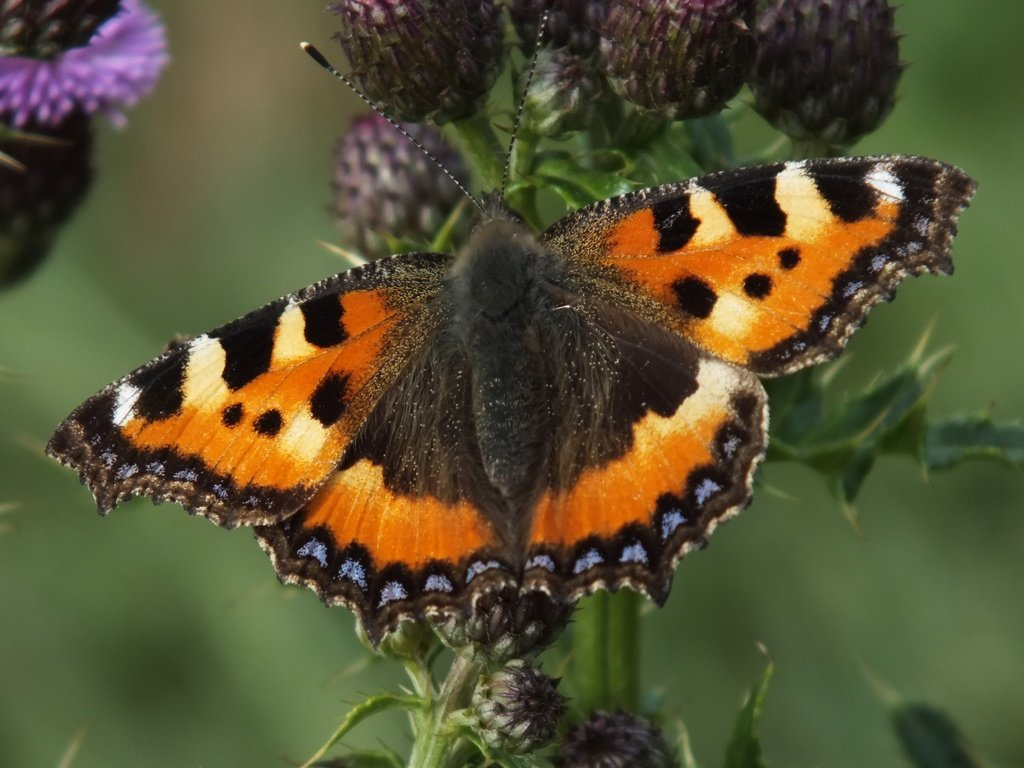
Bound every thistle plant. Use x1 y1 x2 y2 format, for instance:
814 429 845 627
22 2 1021 767
292 1 1020 766
0 0 168 284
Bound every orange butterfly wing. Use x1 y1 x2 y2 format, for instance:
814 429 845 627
47 253 453 527
545 155 976 375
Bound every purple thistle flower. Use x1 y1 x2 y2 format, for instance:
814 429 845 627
0 0 168 129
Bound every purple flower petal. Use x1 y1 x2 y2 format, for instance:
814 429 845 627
0 0 169 128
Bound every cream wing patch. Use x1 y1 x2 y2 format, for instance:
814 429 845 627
273 300 320 366
182 335 230 410
688 184 737 247
776 162 835 241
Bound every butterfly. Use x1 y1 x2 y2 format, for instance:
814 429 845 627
48 155 975 645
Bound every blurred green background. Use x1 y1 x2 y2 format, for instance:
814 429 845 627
2 2 1022 766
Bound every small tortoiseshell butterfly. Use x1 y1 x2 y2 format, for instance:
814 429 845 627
48 155 974 643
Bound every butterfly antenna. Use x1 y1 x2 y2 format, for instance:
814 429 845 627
499 10 549 200
301 42 485 215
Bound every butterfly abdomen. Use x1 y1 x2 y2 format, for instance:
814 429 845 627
450 218 561 504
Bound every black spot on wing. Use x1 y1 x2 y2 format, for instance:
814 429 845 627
221 402 243 427
743 273 773 299
211 303 284 391
703 170 787 236
672 276 718 319
302 293 347 347
310 373 349 427
130 353 186 421
778 247 801 270
254 409 283 436
807 160 876 222
652 196 699 252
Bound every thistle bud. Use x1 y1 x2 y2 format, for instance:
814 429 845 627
0 113 93 285
555 710 679 768
751 0 904 148
430 585 572 662
331 114 469 260
509 0 608 56
0 0 121 58
522 49 607 138
330 0 504 124
472 660 566 754
600 0 756 119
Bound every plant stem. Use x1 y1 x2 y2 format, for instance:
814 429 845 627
608 589 642 712
572 590 642 714
407 652 485 768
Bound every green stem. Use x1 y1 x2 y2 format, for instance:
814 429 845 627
407 652 485 768
573 591 610 713
791 137 841 160
572 590 642 714
607 589 642 712
451 112 506 192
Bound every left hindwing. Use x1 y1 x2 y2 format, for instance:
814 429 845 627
543 155 976 375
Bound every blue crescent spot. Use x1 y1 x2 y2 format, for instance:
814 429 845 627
466 560 502 582
378 580 408 607
693 477 722 507
339 557 368 588
573 548 604 574
619 542 648 564
661 510 686 540
297 537 329 568
424 574 454 593
525 554 556 572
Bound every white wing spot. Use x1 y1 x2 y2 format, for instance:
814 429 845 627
112 383 140 425
867 165 905 202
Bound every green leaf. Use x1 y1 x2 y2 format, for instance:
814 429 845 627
301 693 425 768
925 415 1024 471
686 115 737 172
892 703 988 768
531 155 635 209
763 369 824 451
766 345 949 503
723 658 774 768
631 123 704 186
